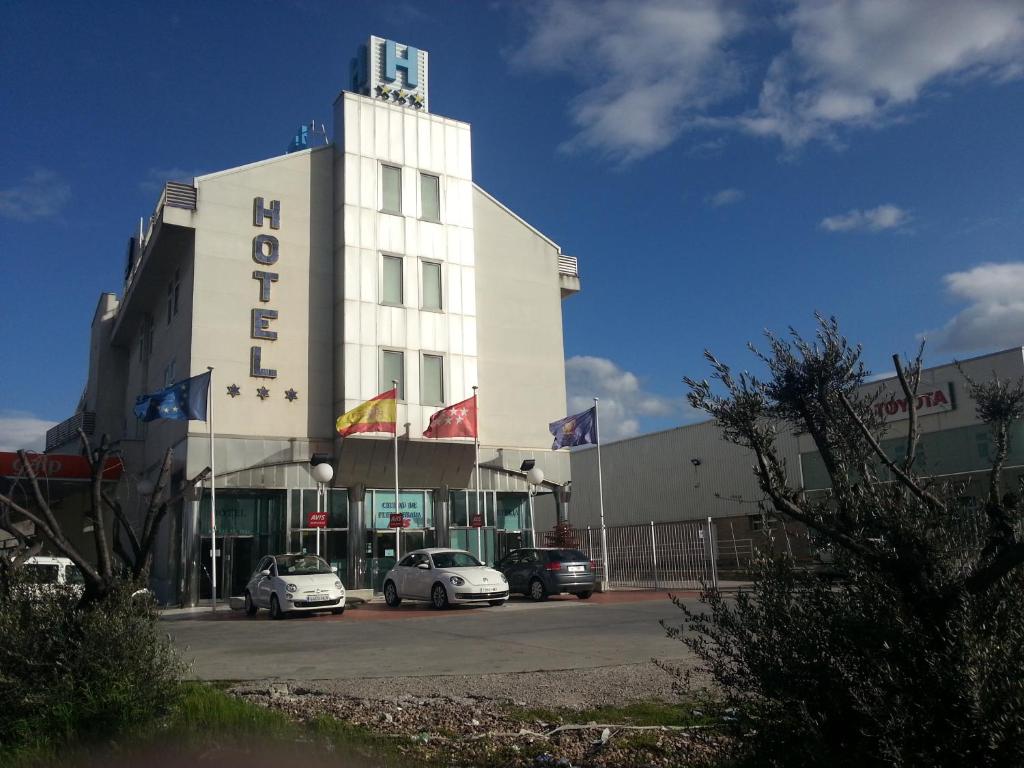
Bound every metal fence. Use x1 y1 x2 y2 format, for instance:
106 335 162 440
575 519 718 590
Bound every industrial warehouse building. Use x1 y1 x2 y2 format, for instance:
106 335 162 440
41 37 580 605
567 346 1024 577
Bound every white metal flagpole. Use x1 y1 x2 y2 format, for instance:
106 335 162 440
473 385 482 562
595 396 610 592
393 380 401 563
208 366 217 611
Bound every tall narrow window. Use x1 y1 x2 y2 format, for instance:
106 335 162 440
381 350 405 400
420 173 440 222
166 281 173 324
382 165 402 214
422 354 444 406
172 269 181 315
422 261 442 310
382 255 403 305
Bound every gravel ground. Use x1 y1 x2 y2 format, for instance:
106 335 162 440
231 660 724 767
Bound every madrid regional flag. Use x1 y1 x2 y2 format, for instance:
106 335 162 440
423 395 477 439
335 388 397 437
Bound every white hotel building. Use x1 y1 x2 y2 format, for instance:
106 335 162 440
49 38 581 605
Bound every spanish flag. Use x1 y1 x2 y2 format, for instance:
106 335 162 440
335 388 397 437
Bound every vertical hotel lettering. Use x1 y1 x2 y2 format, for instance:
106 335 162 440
250 197 279 378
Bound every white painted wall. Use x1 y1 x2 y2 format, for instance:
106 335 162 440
333 92 478 437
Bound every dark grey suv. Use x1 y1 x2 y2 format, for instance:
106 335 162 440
496 548 595 601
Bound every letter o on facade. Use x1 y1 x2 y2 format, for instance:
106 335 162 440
253 234 279 265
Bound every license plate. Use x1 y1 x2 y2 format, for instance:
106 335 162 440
567 565 585 573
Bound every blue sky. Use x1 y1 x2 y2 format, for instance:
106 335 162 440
3 0 1024 449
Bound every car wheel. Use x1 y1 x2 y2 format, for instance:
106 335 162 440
384 580 402 607
244 591 258 616
488 600 505 607
270 594 285 620
331 606 345 616
577 591 593 600
431 583 449 610
529 578 548 602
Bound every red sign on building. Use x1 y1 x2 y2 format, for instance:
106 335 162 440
306 510 327 529
470 514 483 528
389 513 405 529
0 452 123 481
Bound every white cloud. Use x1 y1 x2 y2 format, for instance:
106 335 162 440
928 263 1024 352
0 170 71 221
512 0 745 161
733 0 1024 146
820 204 911 232
708 188 744 207
0 412 56 452
511 0 1024 157
565 356 693 441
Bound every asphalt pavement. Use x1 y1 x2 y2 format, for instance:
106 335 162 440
165 591 701 680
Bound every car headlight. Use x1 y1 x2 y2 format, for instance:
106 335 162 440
334 580 343 590
286 583 297 593
499 573 507 583
449 575 465 586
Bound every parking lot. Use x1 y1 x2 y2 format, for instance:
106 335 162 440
165 591 700 680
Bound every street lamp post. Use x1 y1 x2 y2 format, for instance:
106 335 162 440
526 466 545 548
311 462 334 557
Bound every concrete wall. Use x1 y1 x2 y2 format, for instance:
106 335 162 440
569 419 797 528
185 147 336 456
473 187 569 450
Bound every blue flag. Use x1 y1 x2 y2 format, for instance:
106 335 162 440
548 406 598 449
134 371 211 422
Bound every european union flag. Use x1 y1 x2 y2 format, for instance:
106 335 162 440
549 406 598 449
134 371 211 422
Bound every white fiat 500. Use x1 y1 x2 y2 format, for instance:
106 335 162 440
243 553 346 619
383 548 509 609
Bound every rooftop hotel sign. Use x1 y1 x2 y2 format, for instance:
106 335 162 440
350 36 429 112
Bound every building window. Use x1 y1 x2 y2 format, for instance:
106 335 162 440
163 358 176 388
420 173 440 222
381 350 405 400
422 261 442 311
166 269 180 324
422 354 443 406
382 165 402 214
382 255 403 305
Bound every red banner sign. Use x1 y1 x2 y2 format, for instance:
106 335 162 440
389 513 405 529
470 514 483 528
0 452 123 481
306 510 327 529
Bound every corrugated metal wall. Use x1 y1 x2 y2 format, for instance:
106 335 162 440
568 420 801 527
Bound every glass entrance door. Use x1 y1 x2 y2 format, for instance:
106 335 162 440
368 530 398 594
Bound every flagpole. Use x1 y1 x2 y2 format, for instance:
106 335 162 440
594 396 609 592
393 380 401 563
208 366 217 611
472 386 482 563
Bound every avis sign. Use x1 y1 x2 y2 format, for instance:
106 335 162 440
306 510 327 529
870 383 955 422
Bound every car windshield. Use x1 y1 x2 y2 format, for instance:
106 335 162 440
431 551 482 569
275 555 332 575
24 564 60 584
547 550 589 563
65 565 85 585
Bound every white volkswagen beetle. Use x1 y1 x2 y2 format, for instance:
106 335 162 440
383 548 509 609
243 553 346 619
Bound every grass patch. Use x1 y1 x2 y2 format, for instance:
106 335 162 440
0 683 419 768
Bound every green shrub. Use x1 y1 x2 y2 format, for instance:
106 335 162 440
0 576 184 752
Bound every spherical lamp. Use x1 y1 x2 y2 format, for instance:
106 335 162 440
311 462 334 485
526 466 545 487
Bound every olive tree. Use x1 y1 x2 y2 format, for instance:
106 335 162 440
671 317 1024 767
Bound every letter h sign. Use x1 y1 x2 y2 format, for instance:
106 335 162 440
384 40 419 88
